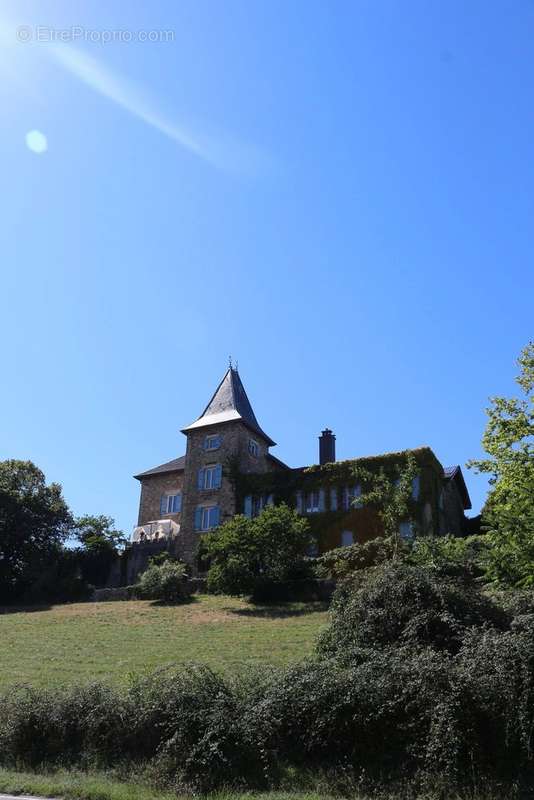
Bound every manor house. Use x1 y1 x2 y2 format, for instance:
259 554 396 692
132 366 471 571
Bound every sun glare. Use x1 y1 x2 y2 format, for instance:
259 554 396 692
25 129 48 154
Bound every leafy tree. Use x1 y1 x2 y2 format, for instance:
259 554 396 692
468 341 534 587
72 515 126 588
201 503 313 596
73 514 127 551
0 460 71 601
136 560 191 603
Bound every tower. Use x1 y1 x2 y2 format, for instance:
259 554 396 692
179 366 275 567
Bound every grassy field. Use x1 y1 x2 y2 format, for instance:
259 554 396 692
0 595 329 688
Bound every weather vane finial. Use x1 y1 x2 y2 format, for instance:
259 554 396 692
228 355 233 369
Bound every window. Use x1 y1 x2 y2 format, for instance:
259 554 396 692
244 494 274 518
412 475 420 500
160 493 181 515
194 505 220 531
295 491 303 514
204 434 222 451
248 439 259 457
305 489 325 513
341 530 354 547
198 464 222 490
330 487 338 511
343 485 362 510
399 521 414 541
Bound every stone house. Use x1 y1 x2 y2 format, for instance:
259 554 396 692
131 366 472 574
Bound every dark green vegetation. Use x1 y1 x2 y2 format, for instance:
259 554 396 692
0 461 125 603
468 340 534 587
201 504 313 597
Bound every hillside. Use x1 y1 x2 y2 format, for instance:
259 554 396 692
0 595 328 688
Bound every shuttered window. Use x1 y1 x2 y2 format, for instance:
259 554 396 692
194 505 221 531
160 493 182 514
198 464 222 490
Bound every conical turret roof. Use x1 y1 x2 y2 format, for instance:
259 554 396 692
182 367 275 445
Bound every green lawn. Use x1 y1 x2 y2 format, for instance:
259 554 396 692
0 595 329 688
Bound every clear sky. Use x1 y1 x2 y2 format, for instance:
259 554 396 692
1 0 532 535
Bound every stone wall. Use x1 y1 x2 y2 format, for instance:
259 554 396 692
137 470 184 526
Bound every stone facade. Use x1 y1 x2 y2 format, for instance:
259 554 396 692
137 471 184 527
179 421 273 565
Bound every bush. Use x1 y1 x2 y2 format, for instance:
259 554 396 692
201 504 313 596
317 562 508 661
135 561 191 603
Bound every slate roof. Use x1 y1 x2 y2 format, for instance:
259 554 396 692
182 367 276 445
444 465 472 510
134 456 185 480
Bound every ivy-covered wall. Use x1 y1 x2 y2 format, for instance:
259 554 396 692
230 447 445 552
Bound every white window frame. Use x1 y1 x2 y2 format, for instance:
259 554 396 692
343 485 362 510
162 493 181 514
201 505 219 531
248 439 259 457
203 464 219 490
205 434 221 451
306 490 320 513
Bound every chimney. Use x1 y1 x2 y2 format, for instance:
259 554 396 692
319 429 336 465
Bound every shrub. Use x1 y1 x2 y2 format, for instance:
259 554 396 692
201 504 313 596
317 562 508 661
135 561 191 603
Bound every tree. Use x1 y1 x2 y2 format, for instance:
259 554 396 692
72 515 127 588
468 342 534 587
201 503 313 596
0 460 71 601
73 515 127 551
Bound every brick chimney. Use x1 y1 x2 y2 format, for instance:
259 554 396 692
319 429 336 465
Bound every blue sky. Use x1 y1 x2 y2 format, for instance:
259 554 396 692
1 0 532 534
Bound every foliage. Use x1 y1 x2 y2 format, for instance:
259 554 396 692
201 504 313 596
73 515 126 589
347 452 419 544
135 561 191 603
409 534 488 577
0 460 72 602
468 341 534 587
73 515 127 552
315 537 404 580
317 562 508 661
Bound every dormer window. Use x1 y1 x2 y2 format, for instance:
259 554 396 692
248 439 259 457
205 434 222 451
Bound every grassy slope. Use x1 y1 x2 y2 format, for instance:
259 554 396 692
0 595 328 688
